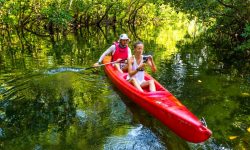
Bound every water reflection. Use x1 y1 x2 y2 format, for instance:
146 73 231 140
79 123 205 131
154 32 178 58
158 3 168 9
157 44 250 149
171 53 187 97
0 21 249 149
108 94 132 124
0 73 77 139
0 68 141 149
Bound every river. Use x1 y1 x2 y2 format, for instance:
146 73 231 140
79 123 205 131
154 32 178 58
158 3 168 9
0 25 249 150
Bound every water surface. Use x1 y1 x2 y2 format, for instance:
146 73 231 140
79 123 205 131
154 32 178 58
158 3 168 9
0 27 249 150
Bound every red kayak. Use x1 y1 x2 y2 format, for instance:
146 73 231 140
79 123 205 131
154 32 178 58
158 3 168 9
103 56 212 143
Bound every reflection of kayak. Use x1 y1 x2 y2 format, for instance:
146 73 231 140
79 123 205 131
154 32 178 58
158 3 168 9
103 56 212 143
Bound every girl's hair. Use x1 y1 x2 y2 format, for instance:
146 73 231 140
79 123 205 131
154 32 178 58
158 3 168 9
133 41 143 48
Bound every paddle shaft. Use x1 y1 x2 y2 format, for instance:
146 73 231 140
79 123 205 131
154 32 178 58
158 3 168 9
83 59 126 70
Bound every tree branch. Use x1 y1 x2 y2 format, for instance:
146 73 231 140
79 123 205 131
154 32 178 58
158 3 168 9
216 0 239 11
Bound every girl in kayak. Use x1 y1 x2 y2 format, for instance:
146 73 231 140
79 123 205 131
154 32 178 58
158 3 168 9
93 34 132 73
127 41 157 92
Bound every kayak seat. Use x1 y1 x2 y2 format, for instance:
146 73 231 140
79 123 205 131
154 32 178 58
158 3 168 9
122 73 129 80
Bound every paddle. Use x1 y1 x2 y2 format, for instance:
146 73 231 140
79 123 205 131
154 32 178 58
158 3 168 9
82 59 126 71
45 59 127 75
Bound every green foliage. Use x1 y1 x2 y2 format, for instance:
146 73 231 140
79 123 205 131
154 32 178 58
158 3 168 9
235 39 250 53
0 0 249 72
0 0 170 35
163 0 250 71
41 5 72 28
241 24 250 38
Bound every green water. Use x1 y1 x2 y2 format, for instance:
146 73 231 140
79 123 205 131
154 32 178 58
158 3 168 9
0 25 249 149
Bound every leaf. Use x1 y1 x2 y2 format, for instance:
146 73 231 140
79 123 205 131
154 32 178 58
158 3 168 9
241 93 250 97
229 136 238 140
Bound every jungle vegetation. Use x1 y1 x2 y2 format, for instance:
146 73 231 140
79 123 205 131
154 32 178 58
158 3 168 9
0 0 249 73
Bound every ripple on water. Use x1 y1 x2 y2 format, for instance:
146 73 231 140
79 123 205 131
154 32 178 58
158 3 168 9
104 124 165 150
189 138 232 150
76 109 88 124
45 67 85 75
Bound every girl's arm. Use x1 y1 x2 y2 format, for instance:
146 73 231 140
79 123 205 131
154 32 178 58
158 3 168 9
147 56 157 72
128 56 138 77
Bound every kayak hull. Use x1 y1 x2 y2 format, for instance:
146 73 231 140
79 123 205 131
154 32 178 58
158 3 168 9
103 56 212 143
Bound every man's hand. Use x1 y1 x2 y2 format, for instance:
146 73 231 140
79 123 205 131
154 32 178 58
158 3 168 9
115 58 123 63
93 62 100 67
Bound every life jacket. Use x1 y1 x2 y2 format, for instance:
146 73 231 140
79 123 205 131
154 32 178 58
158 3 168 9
112 42 128 61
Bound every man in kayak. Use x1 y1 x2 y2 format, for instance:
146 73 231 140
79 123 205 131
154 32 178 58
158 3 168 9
93 34 132 73
127 41 157 92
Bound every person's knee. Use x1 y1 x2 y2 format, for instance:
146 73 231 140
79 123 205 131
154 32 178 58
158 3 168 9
114 63 120 69
130 78 136 84
122 67 128 72
149 80 154 85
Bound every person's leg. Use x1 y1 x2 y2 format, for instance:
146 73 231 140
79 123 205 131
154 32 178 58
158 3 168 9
114 63 123 73
128 78 143 92
141 80 156 92
148 80 156 92
122 63 128 72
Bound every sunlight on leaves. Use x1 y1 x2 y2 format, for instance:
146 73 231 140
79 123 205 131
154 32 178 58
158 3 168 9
247 128 250 133
241 92 250 97
229 136 238 140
